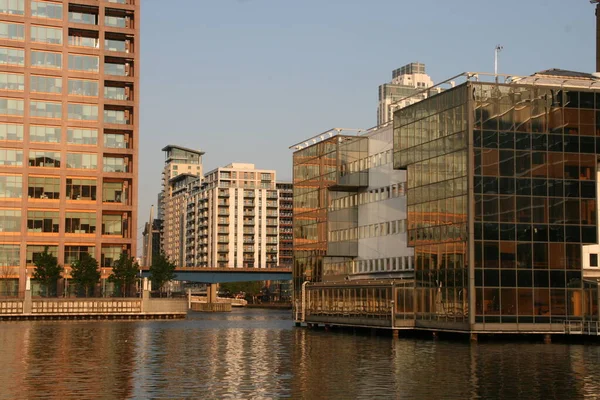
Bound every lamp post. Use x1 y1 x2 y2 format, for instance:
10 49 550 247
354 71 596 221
102 268 106 298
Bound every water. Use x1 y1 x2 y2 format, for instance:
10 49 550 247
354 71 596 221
1 309 600 399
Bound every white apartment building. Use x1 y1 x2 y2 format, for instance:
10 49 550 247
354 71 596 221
185 163 279 268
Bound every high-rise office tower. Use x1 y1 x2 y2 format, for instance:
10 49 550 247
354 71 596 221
160 145 203 265
0 0 140 294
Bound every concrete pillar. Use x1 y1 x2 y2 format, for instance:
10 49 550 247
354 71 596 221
207 284 217 303
470 333 478 342
392 330 399 339
23 277 32 314
543 334 552 344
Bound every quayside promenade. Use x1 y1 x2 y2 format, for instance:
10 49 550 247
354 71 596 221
0 279 187 321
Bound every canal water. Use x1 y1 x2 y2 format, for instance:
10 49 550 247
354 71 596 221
1 309 600 399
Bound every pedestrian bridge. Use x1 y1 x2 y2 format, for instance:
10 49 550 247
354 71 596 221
140 267 292 284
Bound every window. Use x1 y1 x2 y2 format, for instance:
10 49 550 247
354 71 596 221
31 50 62 69
66 153 97 169
0 46 24 65
0 98 23 116
66 178 96 200
68 11 96 25
30 25 62 44
0 123 23 141
0 148 22 166
68 103 97 121
68 33 98 48
105 38 126 52
30 125 61 143
104 133 126 148
68 54 98 72
0 174 21 198
104 109 128 124
65 212 96 234
0 209 20 232
67 128 97 145
29 150 60 167
64 246 94 265
30 100 61 118
30 75 62 94
31 1 62 19
28 176 59 199
27 210 59 233
0 72 23 91
0 21 24 40
591 254 598 267
104 86 127 100
102 181 124 203
68 79 98 96
0 0 24 15
26 245 58 266
104 15 126 28
101 245 122 267
0 244 20 267
103 157 127 172
105 62 126 76
102 214 122 235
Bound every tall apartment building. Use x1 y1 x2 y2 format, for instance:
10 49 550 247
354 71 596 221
0 0 140 294
160 145 203 265
276 182 293 268
377 62 434 125
185 163 279 268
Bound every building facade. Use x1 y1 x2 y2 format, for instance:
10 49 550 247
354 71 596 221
184 163 280 268
159 145 203 265
294 69 600 334
277 182 293 268
0 0 140 294
377 62 434 126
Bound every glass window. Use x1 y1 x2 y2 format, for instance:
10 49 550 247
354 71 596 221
66 178 96 200
0 21 24 40
104 15 126 28
28 176 59 199
104 133 126 148
104 109 128 124
68 54 98 72
0 72 23 91
104 62 126 76
31 50 62 69
104 86 127 100
103 157 126 172
64 246 94 265
30 100 61 118
30 125 60 143
0 0 24 15
0 97 23 115
102 181 124 203
0 209 20 232
30 25 62 44
0 244 20 267
68 34 98 48
0 123 23 141
590 254 598 267
0 46 24 65
26 245 57 266
27 210 59 233
105 38 126 52
31 0 62 19
101 245 122 267
30 75 62 94
68 103 97 120
67 128 97 145
68 11 96 25
28 150 60 167
102 214 122 235
68 79 98 96
66 152 97 169
0 148 22 166
0 174 21 198
65 212 96 233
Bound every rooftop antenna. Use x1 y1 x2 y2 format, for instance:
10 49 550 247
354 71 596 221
494 45 503 78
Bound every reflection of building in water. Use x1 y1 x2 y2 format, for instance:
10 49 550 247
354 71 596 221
292 68 600 334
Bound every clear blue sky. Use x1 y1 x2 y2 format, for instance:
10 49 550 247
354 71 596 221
137 0 595 254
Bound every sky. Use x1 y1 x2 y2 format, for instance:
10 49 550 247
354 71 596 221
137 0 595 254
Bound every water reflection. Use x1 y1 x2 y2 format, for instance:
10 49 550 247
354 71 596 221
0 310 600 398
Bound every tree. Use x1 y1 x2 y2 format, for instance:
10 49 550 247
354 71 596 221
149 253 176 297
108 253 139 297
32 247 63 297
0 265 14 296
70 253 100 297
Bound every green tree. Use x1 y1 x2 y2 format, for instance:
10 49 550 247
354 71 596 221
70 253 100 297
149 253 176 297
108 253 139 297
32 247 63 297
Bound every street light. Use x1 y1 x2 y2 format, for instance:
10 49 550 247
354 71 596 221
102 268 106 297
